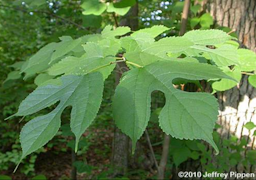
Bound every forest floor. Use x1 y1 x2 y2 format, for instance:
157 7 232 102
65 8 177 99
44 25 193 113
4 123 161 180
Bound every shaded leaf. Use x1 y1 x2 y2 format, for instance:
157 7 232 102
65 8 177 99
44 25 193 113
14 73 104 159
21 42 57 78
48 42 116 79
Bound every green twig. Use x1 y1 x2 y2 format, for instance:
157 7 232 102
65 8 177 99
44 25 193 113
241 72 254 76
126 61 142 68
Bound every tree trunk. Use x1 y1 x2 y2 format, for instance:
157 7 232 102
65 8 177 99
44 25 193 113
207 0 256 147
205 0 256 173
111 3 139 177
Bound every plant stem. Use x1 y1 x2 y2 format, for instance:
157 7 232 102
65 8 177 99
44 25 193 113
241 72 254 76
145 130 159 170
179 0 190 36
126 61 142 68
157 134 170 180
71 150 77 180
112 12 119 28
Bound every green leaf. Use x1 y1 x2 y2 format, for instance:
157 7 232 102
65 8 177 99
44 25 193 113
131 25 169 38
121 34 155 53
31 175 47 180
50 37 82 63
113 61 232 153
200 13 213 28
21 42 57 78
190 151 200 160
0 175 11 180
173 147 191 166
107 3 130 16
9 61 25 70
3 71 21 84
244 122 256 131
212 69 241 91
101 25 131 38
249 75 256 88
190 4 201 15
189 45 239 66
125 37 194 66
81 0 107 15
114 0 136 8
14 73 104 159
48 42 116 79
184 30 231 45
82 15 102 28
190 17 200 29
237 49 256 71
34 73 54 86
74 161 93 173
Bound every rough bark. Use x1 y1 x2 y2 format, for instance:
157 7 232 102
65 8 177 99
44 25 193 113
111 3 139 176
205 0 256 173
206 0 256 148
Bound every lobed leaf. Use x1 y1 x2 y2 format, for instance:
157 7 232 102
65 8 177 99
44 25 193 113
48 42 116 79
124 36 194 66
15 73 104 159
113 61 233 153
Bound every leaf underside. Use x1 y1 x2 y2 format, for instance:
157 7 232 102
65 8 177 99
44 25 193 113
16 73 104 159
113 61 232 154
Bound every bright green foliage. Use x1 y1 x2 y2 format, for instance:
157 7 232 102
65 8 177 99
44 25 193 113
200 13 213 29
237 49 256 71
50 37 82 63
14 73 104 160
81 0 135 17
188 45 239 67
131 25 169 38
212 69 241 92
107 3 130 16
10 26 253 165
244 122 256 131
101 25 131 38
81 0 107 16
113 61 231 153
124 36 194 66
184 30 232 45
249 75 256 88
